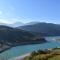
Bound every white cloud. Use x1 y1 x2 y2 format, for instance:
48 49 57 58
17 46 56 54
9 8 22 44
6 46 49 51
0 11 3 15
0 17 34 24
0 18 17 24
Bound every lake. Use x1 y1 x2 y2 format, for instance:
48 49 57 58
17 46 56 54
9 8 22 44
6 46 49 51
0 36 60 60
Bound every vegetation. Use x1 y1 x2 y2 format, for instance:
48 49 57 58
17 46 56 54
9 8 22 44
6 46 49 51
24 48 60 60
19 22 60 36
56 38 60 41
0 25 46 53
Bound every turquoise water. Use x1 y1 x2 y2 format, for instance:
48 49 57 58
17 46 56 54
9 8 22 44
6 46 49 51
0 36 60 60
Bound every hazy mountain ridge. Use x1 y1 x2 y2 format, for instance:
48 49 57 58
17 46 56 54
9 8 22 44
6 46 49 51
18 22 60 36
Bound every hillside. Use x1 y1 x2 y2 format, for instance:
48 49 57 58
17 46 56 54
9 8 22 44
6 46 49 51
18 22 60 36
23 48 60 60
0 25 46 53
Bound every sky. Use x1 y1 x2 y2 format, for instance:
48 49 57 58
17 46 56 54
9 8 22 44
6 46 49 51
0 0 60 24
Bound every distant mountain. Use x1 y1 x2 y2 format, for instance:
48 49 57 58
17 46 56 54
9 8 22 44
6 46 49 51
17 22 60 36
0 25 46 53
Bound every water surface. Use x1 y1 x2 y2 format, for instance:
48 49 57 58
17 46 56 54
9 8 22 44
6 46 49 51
0 36 60 60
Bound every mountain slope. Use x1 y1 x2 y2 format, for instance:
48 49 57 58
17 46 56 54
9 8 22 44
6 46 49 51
0 25 46 52
18 22 60 36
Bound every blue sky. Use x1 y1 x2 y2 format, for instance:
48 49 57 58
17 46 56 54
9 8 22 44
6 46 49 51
0 0 60 24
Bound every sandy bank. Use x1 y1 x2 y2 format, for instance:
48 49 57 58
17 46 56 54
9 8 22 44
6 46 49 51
9 53 30 60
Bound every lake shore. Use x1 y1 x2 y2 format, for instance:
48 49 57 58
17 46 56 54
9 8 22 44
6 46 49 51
0 40 47 53
9 53 30 60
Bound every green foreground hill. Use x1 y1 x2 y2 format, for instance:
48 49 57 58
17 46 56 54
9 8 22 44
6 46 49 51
24 48 60 60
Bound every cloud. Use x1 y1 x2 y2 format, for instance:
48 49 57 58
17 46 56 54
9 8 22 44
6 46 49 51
0 18 17 24
0 11 3 15
0 17 35 24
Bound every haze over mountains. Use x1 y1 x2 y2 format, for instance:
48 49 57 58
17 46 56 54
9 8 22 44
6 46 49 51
0 22 24 27
0 21 60 36
0 21 40 27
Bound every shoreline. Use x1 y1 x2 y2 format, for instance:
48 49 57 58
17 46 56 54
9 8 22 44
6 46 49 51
0 41 47 53
9 53 30 60
9 48 60 60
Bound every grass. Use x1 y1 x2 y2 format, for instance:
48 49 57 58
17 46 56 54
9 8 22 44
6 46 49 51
23 48 60 60
55 38 60 41
48 55 60 60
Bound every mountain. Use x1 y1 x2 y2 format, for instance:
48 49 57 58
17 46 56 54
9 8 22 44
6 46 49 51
17 22 60 36
0 25 46 53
